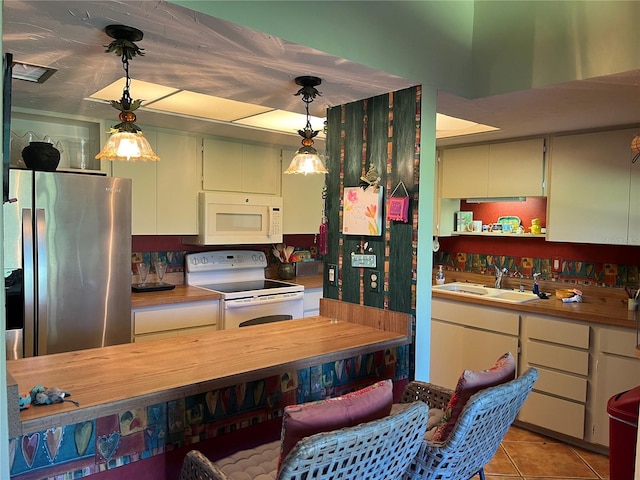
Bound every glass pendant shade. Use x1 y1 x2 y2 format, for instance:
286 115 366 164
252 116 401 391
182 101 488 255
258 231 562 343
95 131 159 162
285 145 328 175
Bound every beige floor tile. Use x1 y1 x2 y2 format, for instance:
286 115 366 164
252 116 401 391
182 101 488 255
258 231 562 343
503 442 598 478
572 446 610 479
484 445 520 476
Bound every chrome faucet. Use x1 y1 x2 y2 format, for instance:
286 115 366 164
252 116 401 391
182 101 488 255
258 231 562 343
514 270 524 292
494 266 507 289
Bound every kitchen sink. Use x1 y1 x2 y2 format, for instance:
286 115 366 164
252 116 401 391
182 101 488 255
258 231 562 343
431 283 490 296
432 282 539 304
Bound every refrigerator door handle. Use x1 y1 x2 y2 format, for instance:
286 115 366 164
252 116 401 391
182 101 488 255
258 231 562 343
35 208 48 356
21 208 35 357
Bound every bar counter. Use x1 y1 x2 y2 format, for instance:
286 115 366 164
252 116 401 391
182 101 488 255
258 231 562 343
8 313 408 436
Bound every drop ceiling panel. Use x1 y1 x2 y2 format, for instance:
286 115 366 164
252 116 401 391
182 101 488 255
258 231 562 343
89 78 180 104
144 90 273 122
234 110 326 138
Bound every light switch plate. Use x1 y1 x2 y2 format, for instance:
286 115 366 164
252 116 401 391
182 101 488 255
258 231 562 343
327 264 338 286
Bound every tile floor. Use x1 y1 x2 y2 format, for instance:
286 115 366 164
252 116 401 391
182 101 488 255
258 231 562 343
480 426 610 479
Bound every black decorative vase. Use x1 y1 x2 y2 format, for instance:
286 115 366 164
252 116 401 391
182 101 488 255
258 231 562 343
22 142 61 172
277 263 295 280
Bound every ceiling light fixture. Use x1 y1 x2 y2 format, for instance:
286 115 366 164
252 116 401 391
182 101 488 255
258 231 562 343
95 25 159 162
284 76 328 175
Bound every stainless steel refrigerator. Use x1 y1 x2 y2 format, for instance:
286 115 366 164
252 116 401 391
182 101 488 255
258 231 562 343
4 169 132 358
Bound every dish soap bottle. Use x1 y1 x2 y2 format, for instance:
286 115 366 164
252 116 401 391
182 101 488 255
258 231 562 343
532 272 540 295
436 265 446 285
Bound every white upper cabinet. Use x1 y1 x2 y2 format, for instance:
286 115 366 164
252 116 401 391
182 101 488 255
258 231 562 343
281 149 325 234
440 138 545 199
112 129 200 235
547 128 638 245
202 138 280 196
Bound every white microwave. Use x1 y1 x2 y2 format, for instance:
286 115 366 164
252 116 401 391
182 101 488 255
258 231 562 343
182 192 283 245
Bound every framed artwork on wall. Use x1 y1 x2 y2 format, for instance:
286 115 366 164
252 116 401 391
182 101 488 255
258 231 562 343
342 186 383 236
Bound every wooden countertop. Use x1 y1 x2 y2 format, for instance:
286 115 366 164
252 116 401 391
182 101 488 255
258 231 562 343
132 284 222 309
7 315 405 435
432 290 639 329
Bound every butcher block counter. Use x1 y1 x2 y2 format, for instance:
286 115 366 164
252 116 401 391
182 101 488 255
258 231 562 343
7 300 410 437
131 284 222 308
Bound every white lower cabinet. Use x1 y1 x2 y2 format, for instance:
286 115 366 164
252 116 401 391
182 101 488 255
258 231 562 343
519 314 590 439
430 299 520 390
589 325 640 447
133 300 219 342
303 288 323 317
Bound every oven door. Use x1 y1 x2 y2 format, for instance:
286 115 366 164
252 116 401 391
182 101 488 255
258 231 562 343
222 291 304 329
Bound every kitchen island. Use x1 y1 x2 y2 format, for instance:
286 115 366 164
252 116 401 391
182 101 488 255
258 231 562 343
6 299 411 479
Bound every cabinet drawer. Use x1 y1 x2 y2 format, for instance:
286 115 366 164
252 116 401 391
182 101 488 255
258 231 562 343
599 326 639 358
519 391 585 439
134 302 218 334
527 340 589 376
432 299 519 336
527 316 590 348
533 366 587 402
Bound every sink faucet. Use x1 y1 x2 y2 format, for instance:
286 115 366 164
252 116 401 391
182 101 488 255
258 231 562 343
514 270 524 292
494 266 507 289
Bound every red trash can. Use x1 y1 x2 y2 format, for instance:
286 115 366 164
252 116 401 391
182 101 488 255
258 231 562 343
608 386 640 480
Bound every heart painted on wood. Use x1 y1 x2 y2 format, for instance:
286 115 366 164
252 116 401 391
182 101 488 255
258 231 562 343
334 360 344 380
235 383 246 407
355 356 363 375
253 380 265 406
44 427 64 461
366 355 375 374
98 432 120 462
9 438 16 470
74 422 93 456
21 433 39 468
220 388 231 414
205 390 218 415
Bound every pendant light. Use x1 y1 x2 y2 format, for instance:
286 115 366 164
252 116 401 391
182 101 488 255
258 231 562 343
632 133 640 164
284 76 328 175
95 25 159 162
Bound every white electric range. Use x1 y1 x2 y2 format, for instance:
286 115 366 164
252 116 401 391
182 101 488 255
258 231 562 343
184 250 304 329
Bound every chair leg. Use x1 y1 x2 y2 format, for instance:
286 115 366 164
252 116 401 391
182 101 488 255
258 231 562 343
469 468 486 480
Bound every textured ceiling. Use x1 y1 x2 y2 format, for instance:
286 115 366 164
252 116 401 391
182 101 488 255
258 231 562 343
3 1 639 150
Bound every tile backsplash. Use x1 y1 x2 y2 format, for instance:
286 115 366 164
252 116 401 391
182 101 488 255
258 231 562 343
434 250 639 288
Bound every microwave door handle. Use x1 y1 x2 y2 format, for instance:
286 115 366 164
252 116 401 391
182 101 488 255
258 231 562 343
267 207 273 236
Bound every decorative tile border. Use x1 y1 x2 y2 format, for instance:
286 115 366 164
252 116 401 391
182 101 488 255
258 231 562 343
434 250 639 288
10 346 407 479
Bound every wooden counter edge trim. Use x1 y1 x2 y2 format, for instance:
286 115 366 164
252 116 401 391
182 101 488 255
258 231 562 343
16 335 407 436
132 285 222 309
319 298 412 337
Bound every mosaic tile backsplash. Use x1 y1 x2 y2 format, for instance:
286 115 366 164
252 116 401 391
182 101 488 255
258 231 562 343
434 250 639 287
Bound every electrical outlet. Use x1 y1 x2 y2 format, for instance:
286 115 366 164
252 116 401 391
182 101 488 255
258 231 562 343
327 264 338 286
552 256 563 272
368 270 381 293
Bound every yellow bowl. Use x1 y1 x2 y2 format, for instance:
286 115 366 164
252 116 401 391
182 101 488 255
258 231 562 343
555 289 575 299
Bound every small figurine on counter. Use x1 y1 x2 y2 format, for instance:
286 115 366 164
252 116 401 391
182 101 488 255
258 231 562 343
30 385 79 407
18 392 31 410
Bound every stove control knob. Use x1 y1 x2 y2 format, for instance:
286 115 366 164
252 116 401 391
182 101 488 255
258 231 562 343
200 256 208 265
